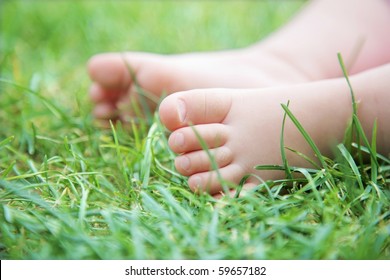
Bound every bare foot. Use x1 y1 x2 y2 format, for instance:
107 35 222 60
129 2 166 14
158 78 356 195
87 49 310 121
87 0 390 123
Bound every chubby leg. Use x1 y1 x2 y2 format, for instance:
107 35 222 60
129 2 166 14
159 64 390 195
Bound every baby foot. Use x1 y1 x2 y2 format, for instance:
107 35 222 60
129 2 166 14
87 49 310 121
87 0 390 124
159 79 353 195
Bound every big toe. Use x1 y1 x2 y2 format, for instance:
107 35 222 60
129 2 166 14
158 89 233 131
88 53 132 89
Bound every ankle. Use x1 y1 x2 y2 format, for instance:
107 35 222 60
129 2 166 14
243 44 314 84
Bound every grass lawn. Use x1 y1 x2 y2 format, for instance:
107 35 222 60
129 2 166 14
0 0 389 260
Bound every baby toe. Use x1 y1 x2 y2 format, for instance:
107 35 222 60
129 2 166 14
187 163 247 195
175 146 233 176
168 123 229 154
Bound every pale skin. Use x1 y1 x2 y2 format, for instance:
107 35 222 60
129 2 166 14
87 0 390 195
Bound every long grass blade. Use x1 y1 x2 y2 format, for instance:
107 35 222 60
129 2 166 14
352 115 379 168
190 124 229 194
337 143 364 190
280 104 326 169
280 101 293 179
370 120 378 183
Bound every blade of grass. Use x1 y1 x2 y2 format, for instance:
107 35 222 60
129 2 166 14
280 104 328 169
352 115 379 168
141 122 159 189
109 120 131 189
338 53 357 114
0 136 15 150
338 53 366 171
78 185 89 227
141 191 169 220
157 186 194 225
281 103 336 187
255 164 319 174
208 208 219 249
280 100 293 179
130 210 146 260
285 147 322 170
352 143 390 164
370 120 378 183
337 143 364 190
121 53 159 125
189 124 230 194
0 78 72 124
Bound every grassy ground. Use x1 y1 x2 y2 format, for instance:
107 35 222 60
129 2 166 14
1 0 389 260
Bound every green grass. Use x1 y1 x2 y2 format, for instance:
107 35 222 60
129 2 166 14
1 0 389 260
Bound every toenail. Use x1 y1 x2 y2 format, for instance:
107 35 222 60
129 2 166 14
192 176 202 188
177 99 187 123
174 132 185 147
178 156 191 171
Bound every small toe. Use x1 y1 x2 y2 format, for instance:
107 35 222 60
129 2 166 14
187 163 247 194
175 146 233 176
212 181 258 199
168 123 229 154
93 103 118 120
89 83 125 103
